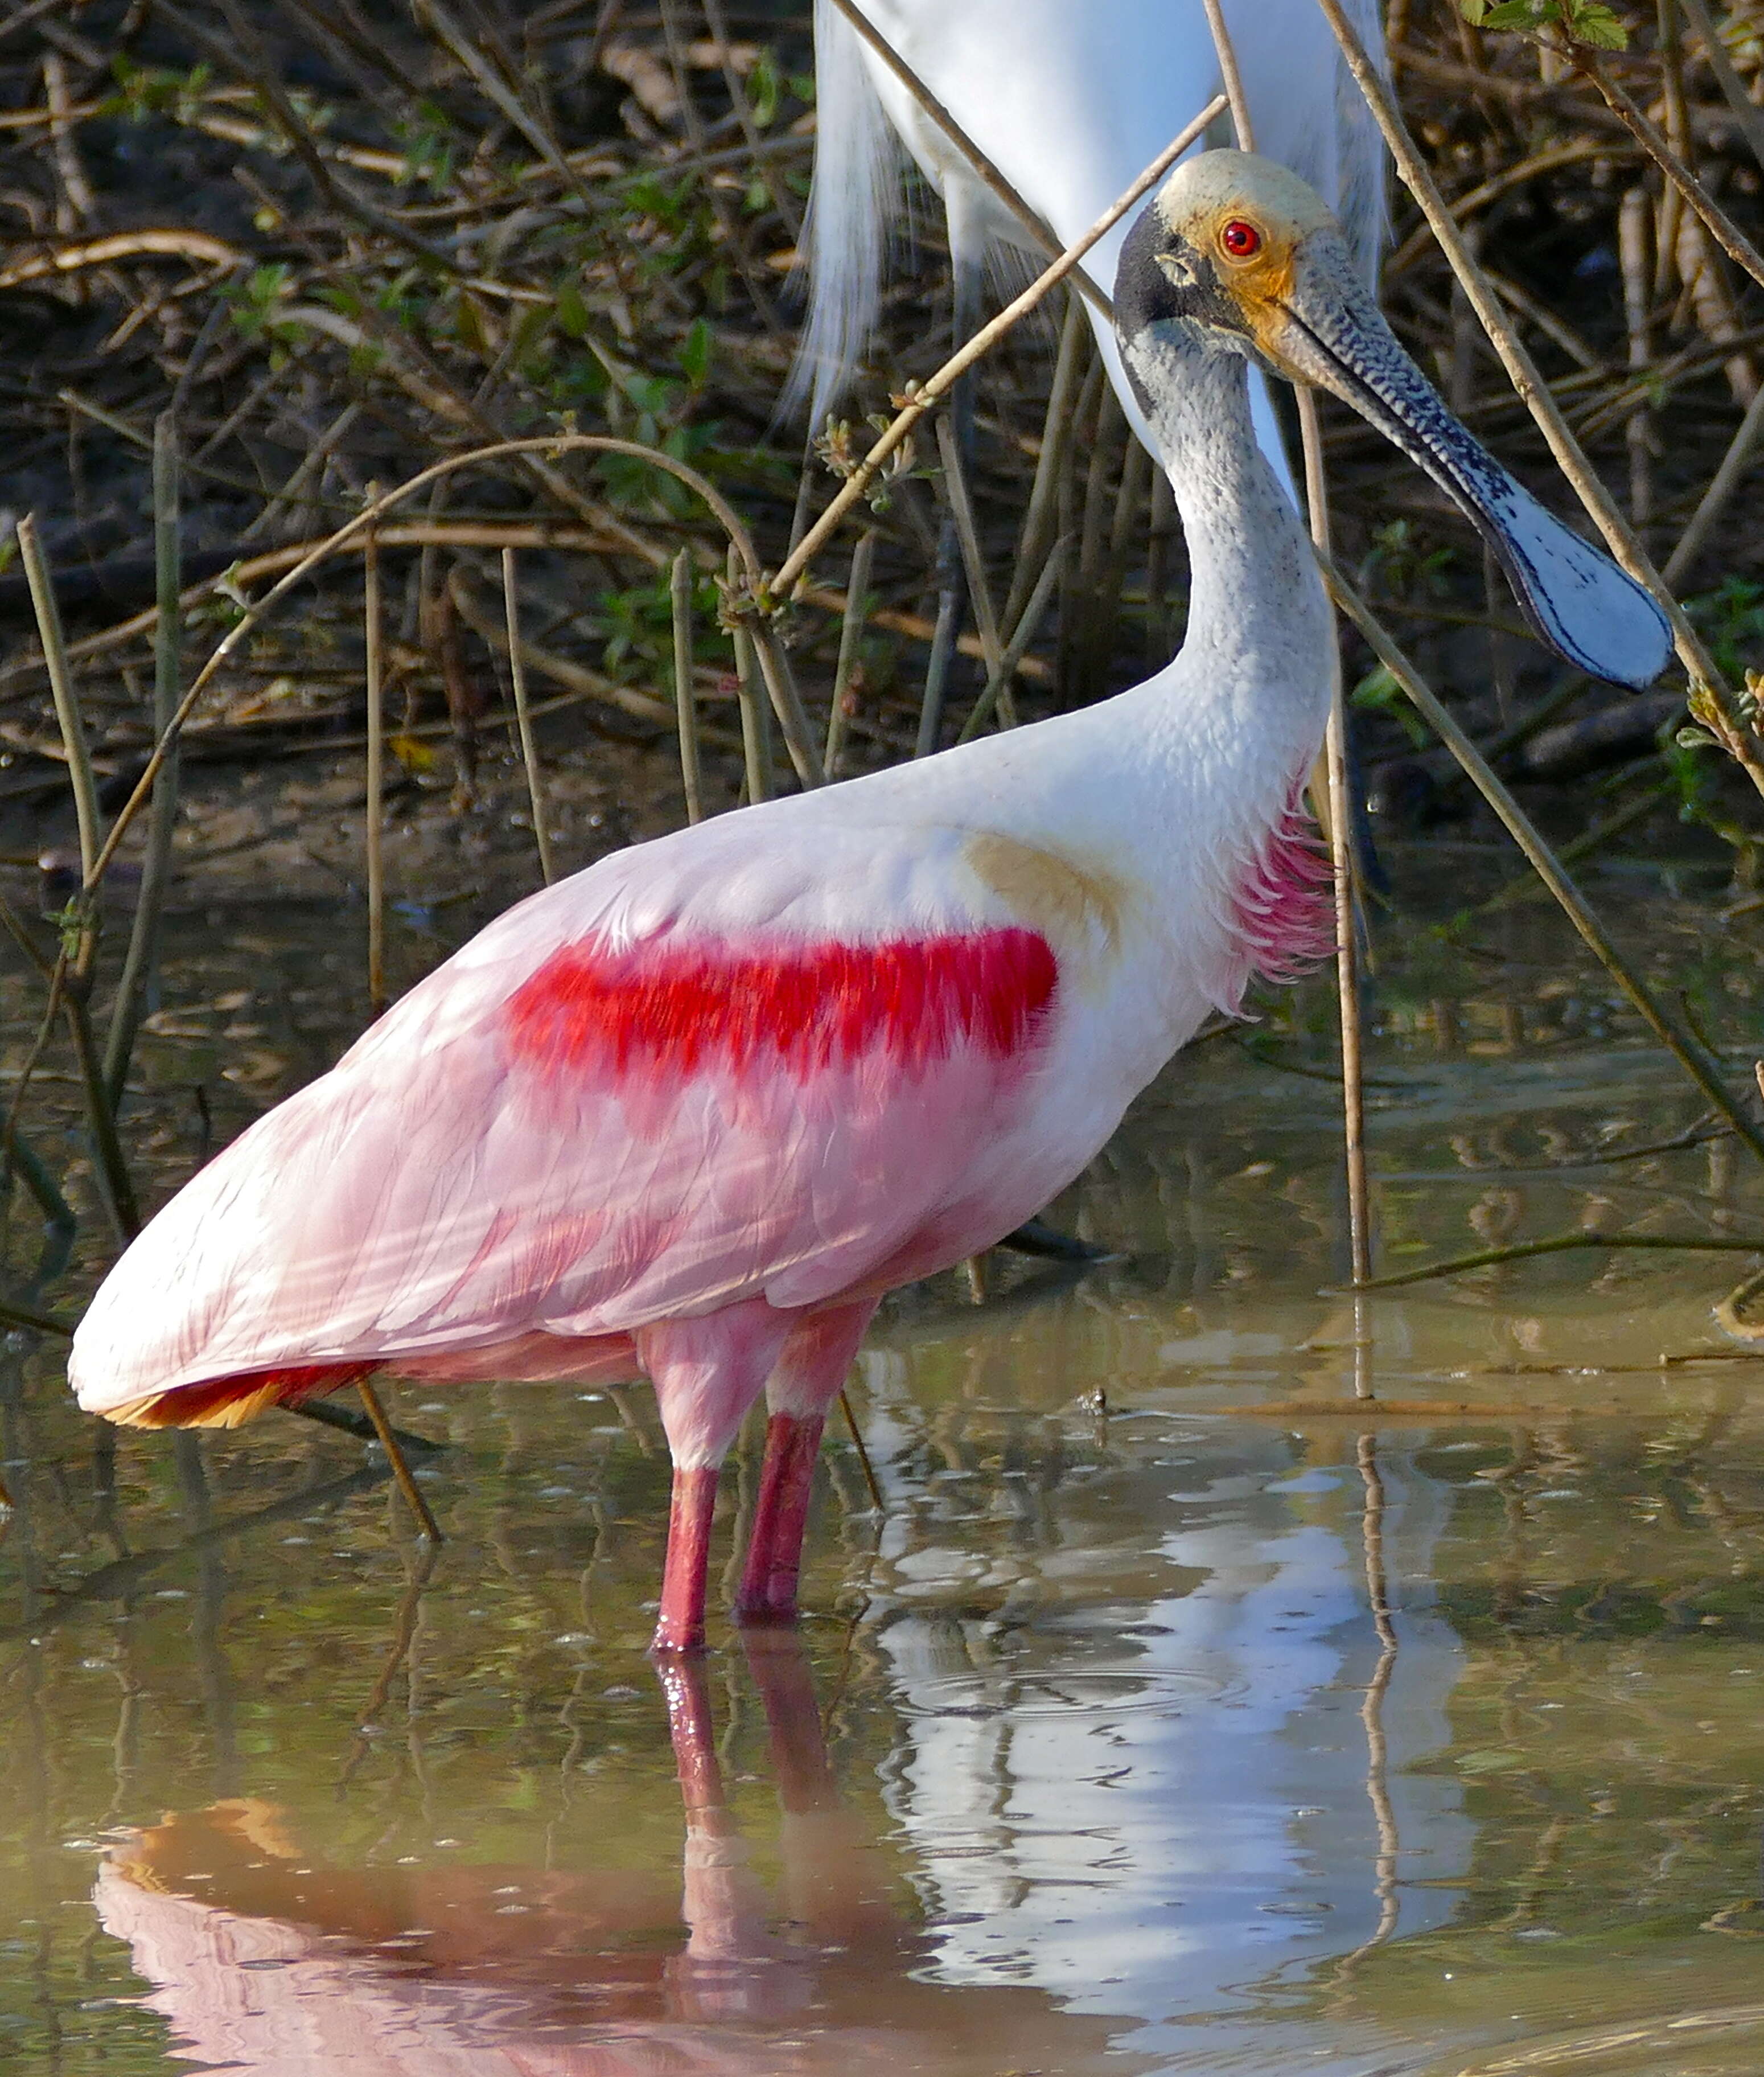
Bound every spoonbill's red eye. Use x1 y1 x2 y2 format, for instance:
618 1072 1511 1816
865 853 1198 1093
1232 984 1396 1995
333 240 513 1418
1220 219 1262 259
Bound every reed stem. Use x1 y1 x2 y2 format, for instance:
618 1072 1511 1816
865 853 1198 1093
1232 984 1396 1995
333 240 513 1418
104 411 183 1107
825 529 874 778
364 498 386 1014
671 547 702 822
17 515 101 887
501 547 555 885
957 535 1067 745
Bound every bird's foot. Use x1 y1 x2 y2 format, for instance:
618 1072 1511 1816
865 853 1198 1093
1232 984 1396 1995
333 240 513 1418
999 1217 1109 1262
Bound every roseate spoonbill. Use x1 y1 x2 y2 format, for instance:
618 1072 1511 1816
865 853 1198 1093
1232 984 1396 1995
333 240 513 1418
70 155 1670 1656
790 0 1389 471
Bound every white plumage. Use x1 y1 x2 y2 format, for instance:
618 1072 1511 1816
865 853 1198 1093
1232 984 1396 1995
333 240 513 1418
788 0 1390 465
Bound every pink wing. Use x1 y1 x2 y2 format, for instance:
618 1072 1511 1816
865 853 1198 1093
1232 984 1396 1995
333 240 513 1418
71 817 1063 1424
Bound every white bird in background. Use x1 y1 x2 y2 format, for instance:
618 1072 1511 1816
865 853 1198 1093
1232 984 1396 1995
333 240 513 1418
791 0 1391 473
72 155 1669 1660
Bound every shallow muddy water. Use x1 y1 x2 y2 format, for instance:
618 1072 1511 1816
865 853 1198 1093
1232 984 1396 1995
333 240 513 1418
5 854 1764 2075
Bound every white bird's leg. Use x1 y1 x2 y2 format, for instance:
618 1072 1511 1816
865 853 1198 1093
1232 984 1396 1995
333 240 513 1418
735 1298 878 1626
638 1302 799 1655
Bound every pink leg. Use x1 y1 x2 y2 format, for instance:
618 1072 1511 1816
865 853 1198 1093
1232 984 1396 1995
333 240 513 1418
735 1299 878 1626
654 1466 721 1656
638 1300 797 1657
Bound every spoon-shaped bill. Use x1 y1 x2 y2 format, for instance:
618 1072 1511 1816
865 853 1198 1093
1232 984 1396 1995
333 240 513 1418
1265 252 1672 692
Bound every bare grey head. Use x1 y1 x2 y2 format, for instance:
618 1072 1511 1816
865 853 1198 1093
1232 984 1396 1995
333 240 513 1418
1114 150 1671 692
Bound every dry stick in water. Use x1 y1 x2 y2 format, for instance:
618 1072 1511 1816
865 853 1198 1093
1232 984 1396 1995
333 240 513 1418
1321 559 1764 1171
0 890 77 1234
842 1390 886 1513
1310 0 1764 800
825 529 875 778
672 547 702 823
104 412 183 1108
364 500 387 1015
501 548 555 885
1298 388 1374 1299
1203 2 1371 1305
18 517 139 1239
1356 1230 1764 1293
1618 184 1654 528
767 95 1228 604
357 1376 442 1542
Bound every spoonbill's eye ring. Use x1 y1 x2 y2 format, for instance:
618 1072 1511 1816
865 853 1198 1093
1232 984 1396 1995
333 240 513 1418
1220 219 1262 259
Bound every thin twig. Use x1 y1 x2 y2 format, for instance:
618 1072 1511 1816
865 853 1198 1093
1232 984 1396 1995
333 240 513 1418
1664 375 1764 586
1004 290 1088 633
750 627 825 787
1200 0 1256 150
935 413 1004 674
63 991 140 1241
364 500 386 1014
501 548 555 885
1577 46 1764 296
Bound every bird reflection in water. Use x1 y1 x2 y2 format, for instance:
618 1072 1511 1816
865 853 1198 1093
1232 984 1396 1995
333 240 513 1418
95 1632 1137 2076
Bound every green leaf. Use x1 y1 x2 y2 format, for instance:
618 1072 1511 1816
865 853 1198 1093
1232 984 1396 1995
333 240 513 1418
747 49 780 129
1565 1 1629 50
678 317 712 387
553 278 590 340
